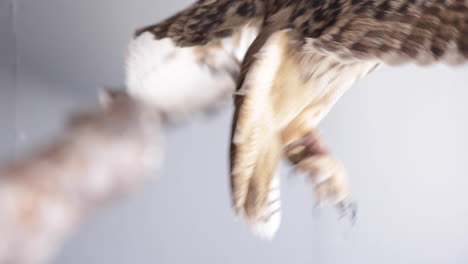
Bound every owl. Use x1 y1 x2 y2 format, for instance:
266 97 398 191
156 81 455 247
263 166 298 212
126 0 468 239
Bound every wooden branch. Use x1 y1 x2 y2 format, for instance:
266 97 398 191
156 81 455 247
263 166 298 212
0 91 162 264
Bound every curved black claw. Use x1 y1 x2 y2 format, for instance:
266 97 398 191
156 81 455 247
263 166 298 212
337 200 358 226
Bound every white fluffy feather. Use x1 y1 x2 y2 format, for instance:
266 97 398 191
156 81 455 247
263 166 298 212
125 24 260 119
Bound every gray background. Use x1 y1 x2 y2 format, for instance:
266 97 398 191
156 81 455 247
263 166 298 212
1 0 468 263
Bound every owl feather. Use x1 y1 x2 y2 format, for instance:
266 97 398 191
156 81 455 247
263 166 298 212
127 0 468 239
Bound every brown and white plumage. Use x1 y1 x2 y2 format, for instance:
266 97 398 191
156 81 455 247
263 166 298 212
126 0 468 239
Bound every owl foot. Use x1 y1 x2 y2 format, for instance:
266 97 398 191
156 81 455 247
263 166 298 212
298 154 349 203
285 133 355 222
300 154 356 223
284 132 327 165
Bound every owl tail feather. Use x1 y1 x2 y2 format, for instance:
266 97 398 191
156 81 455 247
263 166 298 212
237 134 283 240
245 173 282 240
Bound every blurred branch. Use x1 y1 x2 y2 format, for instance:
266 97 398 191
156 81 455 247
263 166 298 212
0 91 162 264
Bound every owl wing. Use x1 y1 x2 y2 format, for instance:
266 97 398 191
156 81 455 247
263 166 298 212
126 0 265 120
229 0 468 239
294 0 468 65
135 0 265 46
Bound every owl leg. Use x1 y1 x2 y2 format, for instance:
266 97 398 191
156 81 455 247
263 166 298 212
281 114 356 223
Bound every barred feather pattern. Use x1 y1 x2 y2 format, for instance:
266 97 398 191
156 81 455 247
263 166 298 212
135 0 266 46
139 0 468 66
289 0 468 65
248 173 282 239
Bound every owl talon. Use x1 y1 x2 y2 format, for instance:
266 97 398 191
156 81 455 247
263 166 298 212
293 147 357 230
285 132 354 226
337 200 358 226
